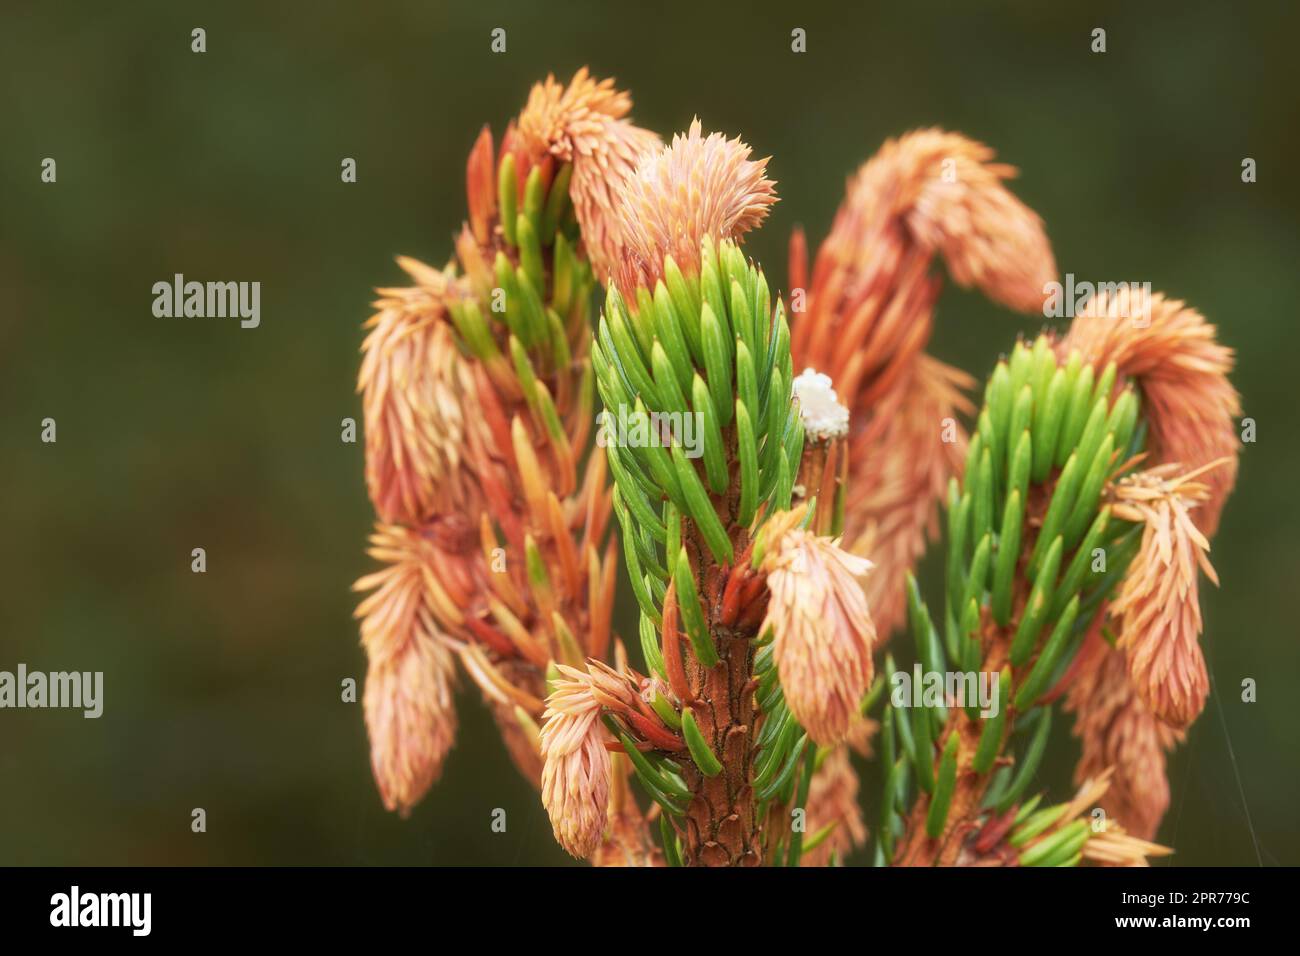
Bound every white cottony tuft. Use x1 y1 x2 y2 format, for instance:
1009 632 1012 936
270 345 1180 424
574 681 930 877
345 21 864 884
792 368 850 440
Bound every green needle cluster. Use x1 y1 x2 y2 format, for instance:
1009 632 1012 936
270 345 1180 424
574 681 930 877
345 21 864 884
873 334 1150 864
448 158 594 412
592 236 803 660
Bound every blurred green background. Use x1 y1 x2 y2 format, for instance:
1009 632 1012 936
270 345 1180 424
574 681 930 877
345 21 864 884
2 0 1296 865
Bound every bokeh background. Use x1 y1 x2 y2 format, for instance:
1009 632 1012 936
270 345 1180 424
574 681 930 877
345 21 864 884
2 0 1296 865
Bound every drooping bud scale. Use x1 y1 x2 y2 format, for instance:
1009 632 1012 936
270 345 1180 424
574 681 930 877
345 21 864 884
760 509 876 746
539 667 612 859
354 72 652 820
1058 289 1239 537
514 68 662 283
792 129 1056 644
1109 462 1221 729
354 524 465 815
613 119 777 297
359 266 486 527
363 626 459 817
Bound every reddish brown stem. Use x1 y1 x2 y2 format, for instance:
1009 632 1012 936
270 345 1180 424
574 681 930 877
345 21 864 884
676 462 764 866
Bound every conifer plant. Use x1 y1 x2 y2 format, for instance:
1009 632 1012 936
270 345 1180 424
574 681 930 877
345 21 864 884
353 71 1240 867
